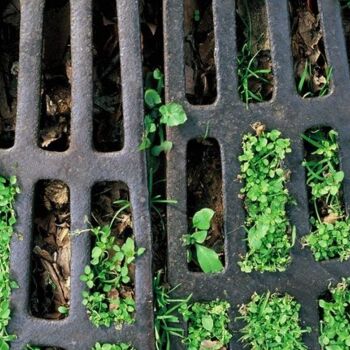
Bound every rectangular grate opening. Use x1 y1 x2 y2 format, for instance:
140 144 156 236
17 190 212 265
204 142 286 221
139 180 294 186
236 0 274 104
289 0 331 98
186 138 224 272
184 0 217 105
340 1 350 66
30 180 71 320
0 0 20 149
93 0 123 152
39 0 71 152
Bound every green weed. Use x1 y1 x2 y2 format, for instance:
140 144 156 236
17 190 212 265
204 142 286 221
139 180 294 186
302 129 350 261
80 203 145 328
237 292 310 349
0 175 20 350
92 343 134 350
179 299 232 350
238 123 295 272
319 278 350 349
153 271 192 350
182 208 224 273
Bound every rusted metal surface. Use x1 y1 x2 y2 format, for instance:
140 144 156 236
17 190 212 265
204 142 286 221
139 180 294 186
2 0 154 348
165 0 350 348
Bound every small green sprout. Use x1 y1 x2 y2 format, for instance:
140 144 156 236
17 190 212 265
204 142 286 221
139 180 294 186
179 299 232 350
237 292 310 349
319 278 350 349
0 175 20 350
92 343 134 350
302 129 350 261
238 124 295 272
182 208 224 273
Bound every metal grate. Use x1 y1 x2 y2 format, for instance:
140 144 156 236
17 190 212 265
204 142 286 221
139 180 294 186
3 0 154 348
165 0 350 348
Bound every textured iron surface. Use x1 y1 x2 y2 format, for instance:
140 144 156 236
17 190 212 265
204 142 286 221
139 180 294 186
2 0 154 349
165 0 350 349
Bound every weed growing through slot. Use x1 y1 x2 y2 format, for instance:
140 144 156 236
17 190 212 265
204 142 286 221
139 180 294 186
238 123 295 273
319 278 350 349
301 129 350 261
153 271 192 350
0 175 20 350
237 0 273 107
179 299 232 350
182 208 224 273
80 202 145 328
92 343 135 350
237 291 310 349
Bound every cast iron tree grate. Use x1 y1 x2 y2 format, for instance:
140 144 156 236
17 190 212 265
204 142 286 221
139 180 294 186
165 0 350 348
2 0 153 349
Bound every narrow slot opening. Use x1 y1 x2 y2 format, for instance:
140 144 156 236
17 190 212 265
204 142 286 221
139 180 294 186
26 347 65 350
92 0 124 152
0 1 20 148
184 0 217 105
302 127 350 261
236 0 274 105
289 0 332 98
340 1 350 67
30 180 71 319
83 182 138 327
186 138 224 273
38 0 71 151
318 279 350 349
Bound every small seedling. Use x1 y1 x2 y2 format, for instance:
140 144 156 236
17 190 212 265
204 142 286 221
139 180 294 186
302 129 350 261
139 69 187 155
179 299 232 350
182 208 224 273
238 123 295 272
319 278 350 349
237 292 310 349
58 305 69 316
0 175 20 350
80 205 145 328
92 343 134 350
153 271 192 350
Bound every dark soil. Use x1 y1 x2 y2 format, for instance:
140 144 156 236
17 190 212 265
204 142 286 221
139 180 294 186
187 138 224 271
39 0 71 151
0 0 20 148
236 0 274 102
30 180 71 320
93 0 123 152
289 0 330 97
184 0 217 105
341 2 350 65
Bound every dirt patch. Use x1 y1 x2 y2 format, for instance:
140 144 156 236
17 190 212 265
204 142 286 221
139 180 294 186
39 0 71 151
93 0 123 152
30 180 71 320
289 0 331 97
187 138 224 270
0 0 20 148
184 0 217 105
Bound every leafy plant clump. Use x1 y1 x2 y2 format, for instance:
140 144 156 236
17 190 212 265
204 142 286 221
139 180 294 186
238 123 295 273
319 278 350 349
92 343 134 350
179 299 232 350
182 208 224 273
237 292 310 349
81 223 145 328
302 129 350 261
0 175 20 350
153 271 192 350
